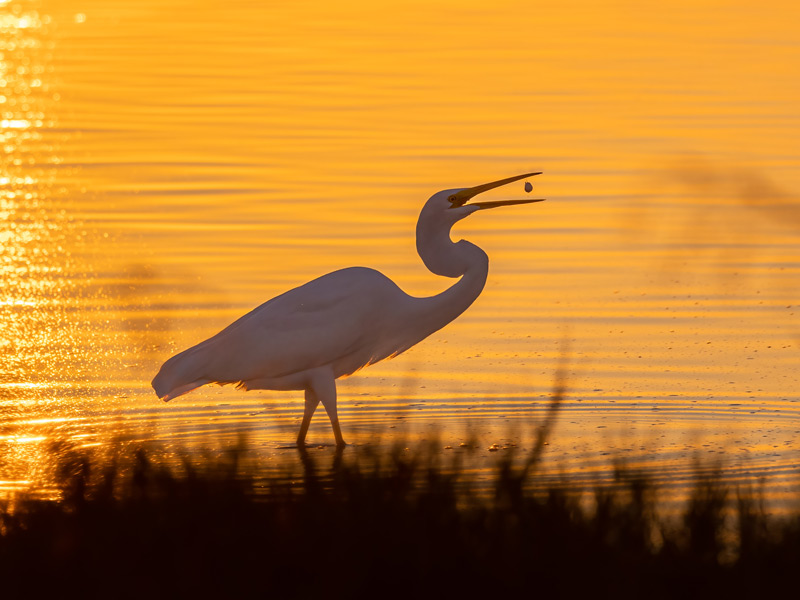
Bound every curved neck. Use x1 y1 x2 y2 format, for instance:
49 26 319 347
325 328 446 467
414 228 489 337
421 245 488 331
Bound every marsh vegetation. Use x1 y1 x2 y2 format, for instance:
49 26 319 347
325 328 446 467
2 432 798 599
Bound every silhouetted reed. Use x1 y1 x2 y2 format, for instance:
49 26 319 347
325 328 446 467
2 433 799 599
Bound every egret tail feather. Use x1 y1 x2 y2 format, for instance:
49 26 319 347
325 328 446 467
151 347 214 401
158 379 211 402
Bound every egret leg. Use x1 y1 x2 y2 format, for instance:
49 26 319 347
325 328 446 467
309 371 345 447
296 388 320 447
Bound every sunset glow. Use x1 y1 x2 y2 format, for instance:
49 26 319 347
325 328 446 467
0 0 798 509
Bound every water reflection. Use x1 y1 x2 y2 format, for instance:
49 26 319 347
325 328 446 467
0 0 86 496
1 0 799 506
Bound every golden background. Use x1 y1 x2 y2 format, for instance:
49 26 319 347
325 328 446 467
1 0 798 503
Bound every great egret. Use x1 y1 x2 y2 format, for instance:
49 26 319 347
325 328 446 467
152 172 544 446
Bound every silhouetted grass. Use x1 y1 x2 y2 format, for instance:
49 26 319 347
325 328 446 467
2 437 799 599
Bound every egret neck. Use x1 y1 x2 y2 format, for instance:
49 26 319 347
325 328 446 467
414 202 489 339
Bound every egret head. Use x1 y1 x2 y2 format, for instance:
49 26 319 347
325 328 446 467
418 171 544 232
416 172 544 277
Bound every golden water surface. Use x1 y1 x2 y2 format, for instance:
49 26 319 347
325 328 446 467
1 0 799 504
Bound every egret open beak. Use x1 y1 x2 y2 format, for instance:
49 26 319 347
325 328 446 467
448 172 545 210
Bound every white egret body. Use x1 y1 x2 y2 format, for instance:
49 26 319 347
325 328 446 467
152 173 544 446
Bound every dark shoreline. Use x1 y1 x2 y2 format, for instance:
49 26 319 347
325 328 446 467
2 438 798 599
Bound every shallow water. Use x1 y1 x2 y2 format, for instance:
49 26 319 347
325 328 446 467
1 0 799 505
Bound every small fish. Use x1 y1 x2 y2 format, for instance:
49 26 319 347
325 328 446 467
524 181 533 193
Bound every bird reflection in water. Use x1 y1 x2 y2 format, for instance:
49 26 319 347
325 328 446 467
152 173 545 446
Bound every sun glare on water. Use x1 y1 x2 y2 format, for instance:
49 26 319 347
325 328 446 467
0 0 88 499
